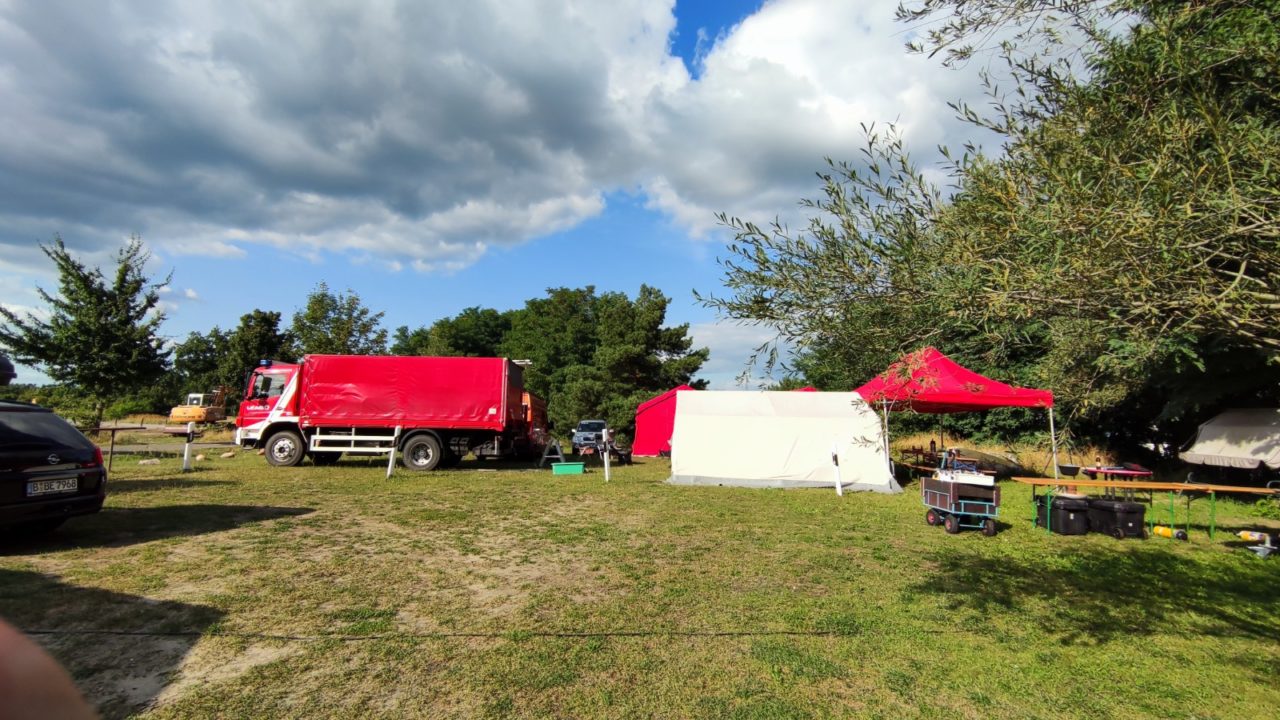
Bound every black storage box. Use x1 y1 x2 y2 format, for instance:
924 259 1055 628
1034 495 1090 535
1087 498 1146 539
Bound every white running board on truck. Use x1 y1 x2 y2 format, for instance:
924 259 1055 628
310 427 402 479
309 427 402 455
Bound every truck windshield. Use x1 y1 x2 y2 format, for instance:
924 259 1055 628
251 372 288 399
578 421 606 432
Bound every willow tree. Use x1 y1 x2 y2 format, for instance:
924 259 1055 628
926 0 1280 443
705 0 1280 449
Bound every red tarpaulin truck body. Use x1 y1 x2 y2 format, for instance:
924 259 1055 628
235 355 539 470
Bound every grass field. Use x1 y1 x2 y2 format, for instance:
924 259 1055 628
2 452 1278 719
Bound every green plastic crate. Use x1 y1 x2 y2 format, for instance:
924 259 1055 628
551 462 585 475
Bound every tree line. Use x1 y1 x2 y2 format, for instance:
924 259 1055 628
0 238 708 434
703 0 1280 456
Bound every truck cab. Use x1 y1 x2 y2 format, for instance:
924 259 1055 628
235 361 300 445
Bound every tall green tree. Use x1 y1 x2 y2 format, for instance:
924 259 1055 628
500 287 600 400
172 328 229 393
0 235 171 427
389 325 435 356
289 283 387 356
502 286 708 433
220 310 293 388
391 307 511 357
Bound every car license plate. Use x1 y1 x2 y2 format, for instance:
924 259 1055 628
27 477 78 497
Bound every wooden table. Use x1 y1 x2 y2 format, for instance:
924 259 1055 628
81 425 146 473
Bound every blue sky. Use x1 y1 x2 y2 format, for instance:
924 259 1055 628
0 1 990 389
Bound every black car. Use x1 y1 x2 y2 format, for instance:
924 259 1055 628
0 400 107 533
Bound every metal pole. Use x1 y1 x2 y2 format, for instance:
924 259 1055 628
107 428 117 473
880 400 892 475
1048 407 1060 482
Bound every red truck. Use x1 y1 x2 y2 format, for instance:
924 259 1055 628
234 355 545 470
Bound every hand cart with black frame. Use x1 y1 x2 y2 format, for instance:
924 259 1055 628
922 454 1001 536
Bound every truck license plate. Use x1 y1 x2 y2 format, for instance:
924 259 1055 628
27 477 78 496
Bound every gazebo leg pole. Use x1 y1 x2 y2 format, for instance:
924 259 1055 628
880 401 892 475
1049 407 1060 482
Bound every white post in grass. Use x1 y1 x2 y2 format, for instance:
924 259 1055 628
386 426 401 479
602 428 612 483
832 442 843 496
181 422 195 472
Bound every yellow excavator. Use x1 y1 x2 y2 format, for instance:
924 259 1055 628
168 386 229 424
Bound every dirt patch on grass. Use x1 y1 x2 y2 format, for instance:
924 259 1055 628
157 640 299 704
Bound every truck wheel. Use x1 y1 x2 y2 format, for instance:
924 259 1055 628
311 451 342 466
265 430 305 467
402 435 442 471
944 515 961 534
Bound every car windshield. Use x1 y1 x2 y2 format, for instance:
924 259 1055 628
0 411 93 450
578 421 606 432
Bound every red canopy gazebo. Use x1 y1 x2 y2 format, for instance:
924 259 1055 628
855 348 1060 477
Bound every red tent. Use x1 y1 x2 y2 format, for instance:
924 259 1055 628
854 347 1052 412
855 348 1061 477
633 385 694 456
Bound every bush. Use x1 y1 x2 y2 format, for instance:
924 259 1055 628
105 397 157 420
1252 497 1280 521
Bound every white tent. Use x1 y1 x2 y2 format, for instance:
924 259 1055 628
667 390 901 493
1180 408 1280 470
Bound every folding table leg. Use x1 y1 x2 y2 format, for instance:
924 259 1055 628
1210 492 1216 541
1184 495 1191 539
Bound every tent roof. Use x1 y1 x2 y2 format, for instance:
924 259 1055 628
1181 408 1280 470
636 385 693 415
854 347 1053 413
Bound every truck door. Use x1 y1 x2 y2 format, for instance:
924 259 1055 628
237 368 292 428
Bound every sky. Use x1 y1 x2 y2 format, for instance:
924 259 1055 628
0 0 994 390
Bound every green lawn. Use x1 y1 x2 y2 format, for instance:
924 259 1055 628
2 454 1278 719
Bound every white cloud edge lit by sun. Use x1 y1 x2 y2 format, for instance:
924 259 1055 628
0 0 992 278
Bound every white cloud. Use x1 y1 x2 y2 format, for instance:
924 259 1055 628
183 288 199 300
0 0 990 275
689 320 796 390
1 301 49 322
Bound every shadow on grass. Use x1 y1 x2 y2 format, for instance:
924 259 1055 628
910 545 1280 644
0 505 313 555
0 568 224 720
